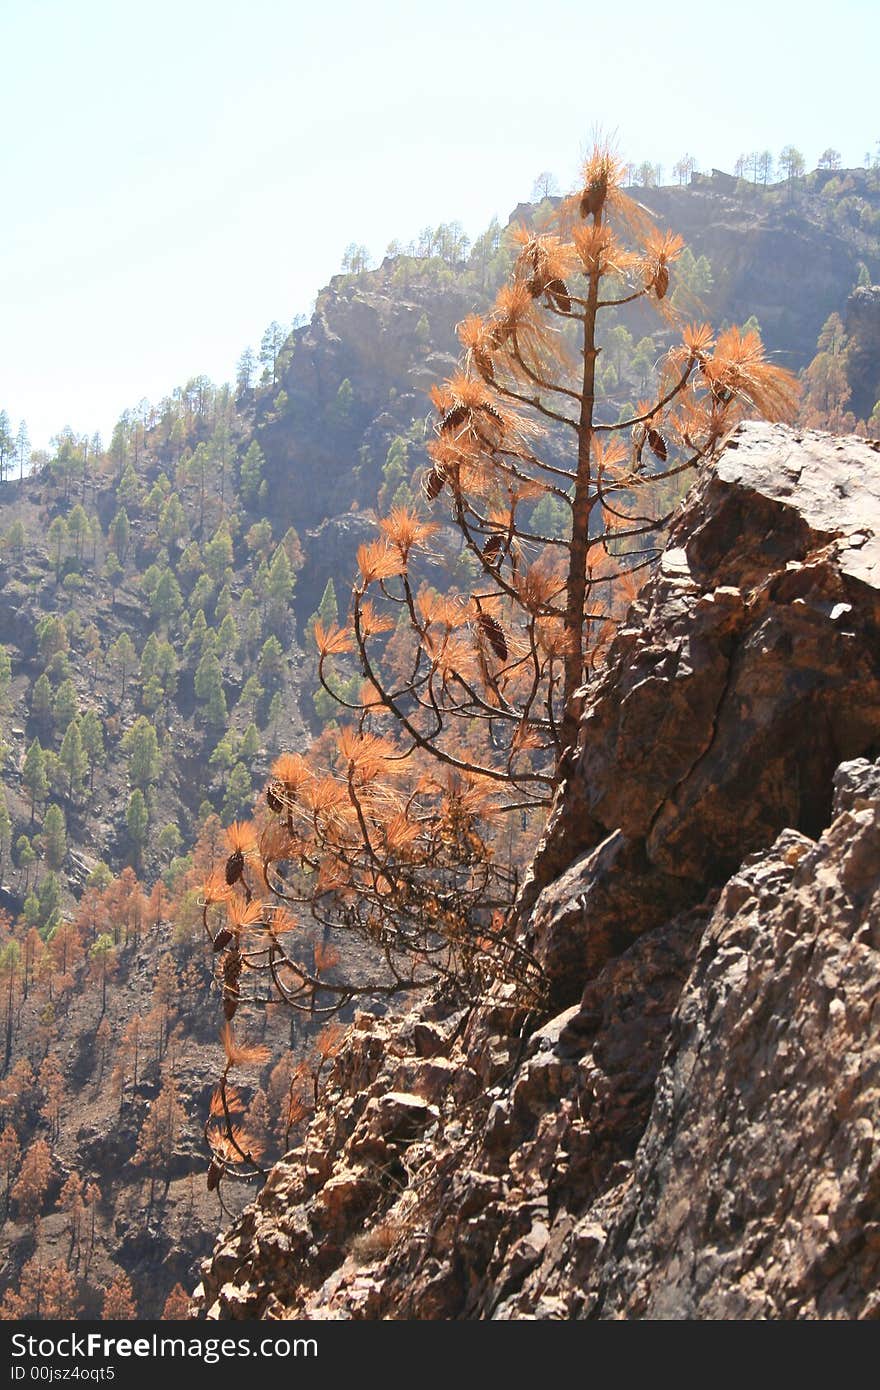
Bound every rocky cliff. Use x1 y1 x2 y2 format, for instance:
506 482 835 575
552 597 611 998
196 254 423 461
195 423 880 1320
638 183 869 371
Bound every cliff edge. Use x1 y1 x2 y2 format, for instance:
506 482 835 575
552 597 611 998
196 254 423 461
195 423 880 1320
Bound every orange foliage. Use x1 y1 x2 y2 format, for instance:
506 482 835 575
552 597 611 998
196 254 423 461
196 143 798 1195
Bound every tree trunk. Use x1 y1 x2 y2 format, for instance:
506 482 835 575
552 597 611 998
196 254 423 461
561 211 602 755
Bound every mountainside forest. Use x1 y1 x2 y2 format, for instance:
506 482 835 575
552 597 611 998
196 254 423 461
1 155 879 1319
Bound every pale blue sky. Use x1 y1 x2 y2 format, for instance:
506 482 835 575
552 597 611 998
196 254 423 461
2 0 877 450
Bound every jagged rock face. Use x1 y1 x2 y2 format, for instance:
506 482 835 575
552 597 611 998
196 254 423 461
524 422 880 1005
585 769 880 1318
260 272 469 530
195 425 880 1320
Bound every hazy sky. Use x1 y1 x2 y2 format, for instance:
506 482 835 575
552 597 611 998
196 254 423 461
2 0 877 451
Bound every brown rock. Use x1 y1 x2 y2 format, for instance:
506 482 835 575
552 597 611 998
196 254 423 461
354 1091 439 1150
524 423 880 1002
586 768 880 1319
196 426 880 1323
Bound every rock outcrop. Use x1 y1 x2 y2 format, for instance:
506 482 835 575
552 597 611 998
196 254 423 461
258 269 470 532
195 424 880 1320
523 422 880 1003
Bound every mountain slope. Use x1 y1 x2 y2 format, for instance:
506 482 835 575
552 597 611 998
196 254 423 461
195 424 880 1320
1 165 878 1320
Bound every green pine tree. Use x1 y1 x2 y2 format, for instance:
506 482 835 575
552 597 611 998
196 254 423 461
52 679 79 729
58 721 87 800
121 717 161 790
79 711 104 792
240 441 265 505
22 740 48 821
194 653 227 727
42 805 66 872
126 791 149 863
30 674 53 725
221 763 253 823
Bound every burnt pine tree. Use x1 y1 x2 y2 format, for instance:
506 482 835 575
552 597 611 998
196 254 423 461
200 146 798 1182
335 148 798 761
